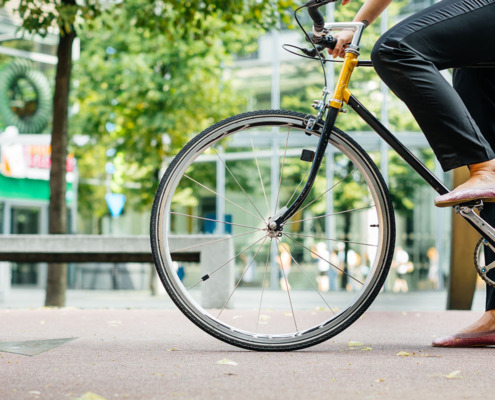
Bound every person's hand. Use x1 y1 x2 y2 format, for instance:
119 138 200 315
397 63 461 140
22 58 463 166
327 30 355 58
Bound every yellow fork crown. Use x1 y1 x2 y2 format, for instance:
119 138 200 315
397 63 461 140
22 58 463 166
329 52 359 109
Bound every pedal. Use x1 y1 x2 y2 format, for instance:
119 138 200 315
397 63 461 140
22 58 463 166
454 199 484 214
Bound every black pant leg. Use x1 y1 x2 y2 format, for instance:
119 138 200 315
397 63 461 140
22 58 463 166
371 0 495 171
453 67 495 311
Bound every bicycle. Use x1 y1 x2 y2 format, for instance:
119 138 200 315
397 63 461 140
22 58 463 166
150 0 495 351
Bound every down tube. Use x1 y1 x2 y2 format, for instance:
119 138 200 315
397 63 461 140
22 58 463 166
347 95 449 196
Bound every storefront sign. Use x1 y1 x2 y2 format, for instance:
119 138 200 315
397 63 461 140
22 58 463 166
0 142 75 181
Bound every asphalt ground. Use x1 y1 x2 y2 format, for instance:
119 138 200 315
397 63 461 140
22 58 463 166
1 287 488 311
0 289 494 400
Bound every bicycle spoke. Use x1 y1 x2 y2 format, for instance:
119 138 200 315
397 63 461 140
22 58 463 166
257 247 272 330
285 205 375 225
187 233 267 291
287 249 336 315
284 163 312 209
171 230 263 255
250 134 271 217
212 146 267 223
184 174 265 223
170 211 262 231
217 236 268 318
276 238 298 332
284 233 364 286
296 168 358 215
288 232 378 248
274 127 291 215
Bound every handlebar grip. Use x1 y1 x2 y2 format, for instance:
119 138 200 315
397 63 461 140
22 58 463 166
307 6 325 32
306 0 337 42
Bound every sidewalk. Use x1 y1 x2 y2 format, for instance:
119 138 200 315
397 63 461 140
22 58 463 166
1 308 494 400
0 287 489 311
1 290 493 400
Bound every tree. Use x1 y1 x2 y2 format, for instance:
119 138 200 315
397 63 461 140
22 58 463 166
70 0 297 215
3 0 297 305
1 0 102 306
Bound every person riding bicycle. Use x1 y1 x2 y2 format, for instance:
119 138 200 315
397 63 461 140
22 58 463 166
329 0 495 347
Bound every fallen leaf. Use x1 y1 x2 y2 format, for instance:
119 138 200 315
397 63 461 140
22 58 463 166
79 393 109 400
375 378 385 383
445 370 463 379
348 341 364 348
217 358 238 366
361 346 373 351
397 351 410 357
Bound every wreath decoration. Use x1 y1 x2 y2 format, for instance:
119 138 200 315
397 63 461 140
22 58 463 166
0 59 51 133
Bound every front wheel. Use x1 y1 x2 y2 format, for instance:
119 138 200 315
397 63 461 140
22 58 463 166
151 110 395 351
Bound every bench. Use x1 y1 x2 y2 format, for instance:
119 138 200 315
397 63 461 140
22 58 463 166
0 234 234 308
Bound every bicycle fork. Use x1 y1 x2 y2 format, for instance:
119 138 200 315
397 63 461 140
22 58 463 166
270 47 361 232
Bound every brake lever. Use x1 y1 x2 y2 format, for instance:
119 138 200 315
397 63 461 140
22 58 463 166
305 32 337 49
301 45 325 57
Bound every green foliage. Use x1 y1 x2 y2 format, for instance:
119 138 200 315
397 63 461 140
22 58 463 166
3 0 102 35
5 0 425 222
281 0 423 218
69 0 297 217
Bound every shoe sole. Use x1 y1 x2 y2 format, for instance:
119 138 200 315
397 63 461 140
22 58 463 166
434 197 495 208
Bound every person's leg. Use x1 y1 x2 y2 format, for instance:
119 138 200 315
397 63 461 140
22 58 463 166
371 0 495 172
454 67 495 316
432 68 495 346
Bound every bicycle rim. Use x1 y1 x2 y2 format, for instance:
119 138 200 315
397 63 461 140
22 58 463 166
151 110 395 351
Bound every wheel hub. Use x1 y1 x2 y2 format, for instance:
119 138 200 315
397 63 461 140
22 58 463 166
266 219 283 238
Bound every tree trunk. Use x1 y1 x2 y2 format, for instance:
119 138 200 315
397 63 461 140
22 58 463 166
45 26 76 307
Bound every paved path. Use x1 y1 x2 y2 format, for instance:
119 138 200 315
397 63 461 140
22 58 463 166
1 287 489 311
1 309 494 400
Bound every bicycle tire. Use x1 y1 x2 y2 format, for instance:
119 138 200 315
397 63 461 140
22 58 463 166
151 109 395 351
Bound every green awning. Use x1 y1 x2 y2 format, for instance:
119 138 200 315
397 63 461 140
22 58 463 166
0 175 73 203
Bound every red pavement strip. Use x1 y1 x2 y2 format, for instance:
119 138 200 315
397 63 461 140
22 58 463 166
0 309 494 400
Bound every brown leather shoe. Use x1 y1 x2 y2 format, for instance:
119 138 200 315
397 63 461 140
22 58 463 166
432 330 495 347
434 187 495 208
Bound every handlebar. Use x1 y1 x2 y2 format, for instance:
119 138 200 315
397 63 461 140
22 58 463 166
307 5 326 34
305 0 338 48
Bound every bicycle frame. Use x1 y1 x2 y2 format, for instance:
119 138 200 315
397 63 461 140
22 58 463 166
273 21 495 251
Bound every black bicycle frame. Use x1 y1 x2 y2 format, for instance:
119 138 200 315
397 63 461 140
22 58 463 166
347 95 450 196
274 92 495 250
348 94 495 249
274 95 449 227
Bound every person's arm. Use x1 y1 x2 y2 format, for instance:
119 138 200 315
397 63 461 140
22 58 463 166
329 0 393 58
